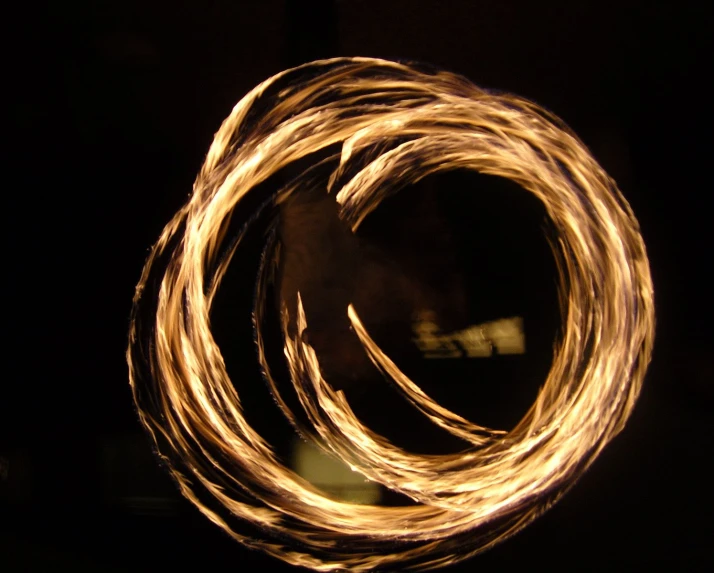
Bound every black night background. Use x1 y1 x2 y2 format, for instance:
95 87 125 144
3 1 712 571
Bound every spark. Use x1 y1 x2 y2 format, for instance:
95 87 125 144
127 57 655 571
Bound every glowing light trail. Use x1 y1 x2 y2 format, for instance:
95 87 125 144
127 57 654 571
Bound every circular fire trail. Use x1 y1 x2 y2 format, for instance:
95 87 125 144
127 57 654 570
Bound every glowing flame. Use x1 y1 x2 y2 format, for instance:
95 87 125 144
127 57 655 571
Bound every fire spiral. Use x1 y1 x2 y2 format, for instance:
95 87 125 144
127 57 654 570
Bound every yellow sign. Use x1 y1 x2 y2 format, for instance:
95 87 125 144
412 316 525 359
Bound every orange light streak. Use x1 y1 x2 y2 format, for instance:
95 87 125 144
127 57 654 571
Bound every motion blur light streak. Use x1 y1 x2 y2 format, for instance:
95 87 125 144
127 57 655 570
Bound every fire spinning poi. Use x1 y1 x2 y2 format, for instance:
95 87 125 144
128 58 654 571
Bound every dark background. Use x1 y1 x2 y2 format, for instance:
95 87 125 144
3 0 712 571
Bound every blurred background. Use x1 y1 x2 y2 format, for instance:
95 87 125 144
3 0 712 570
